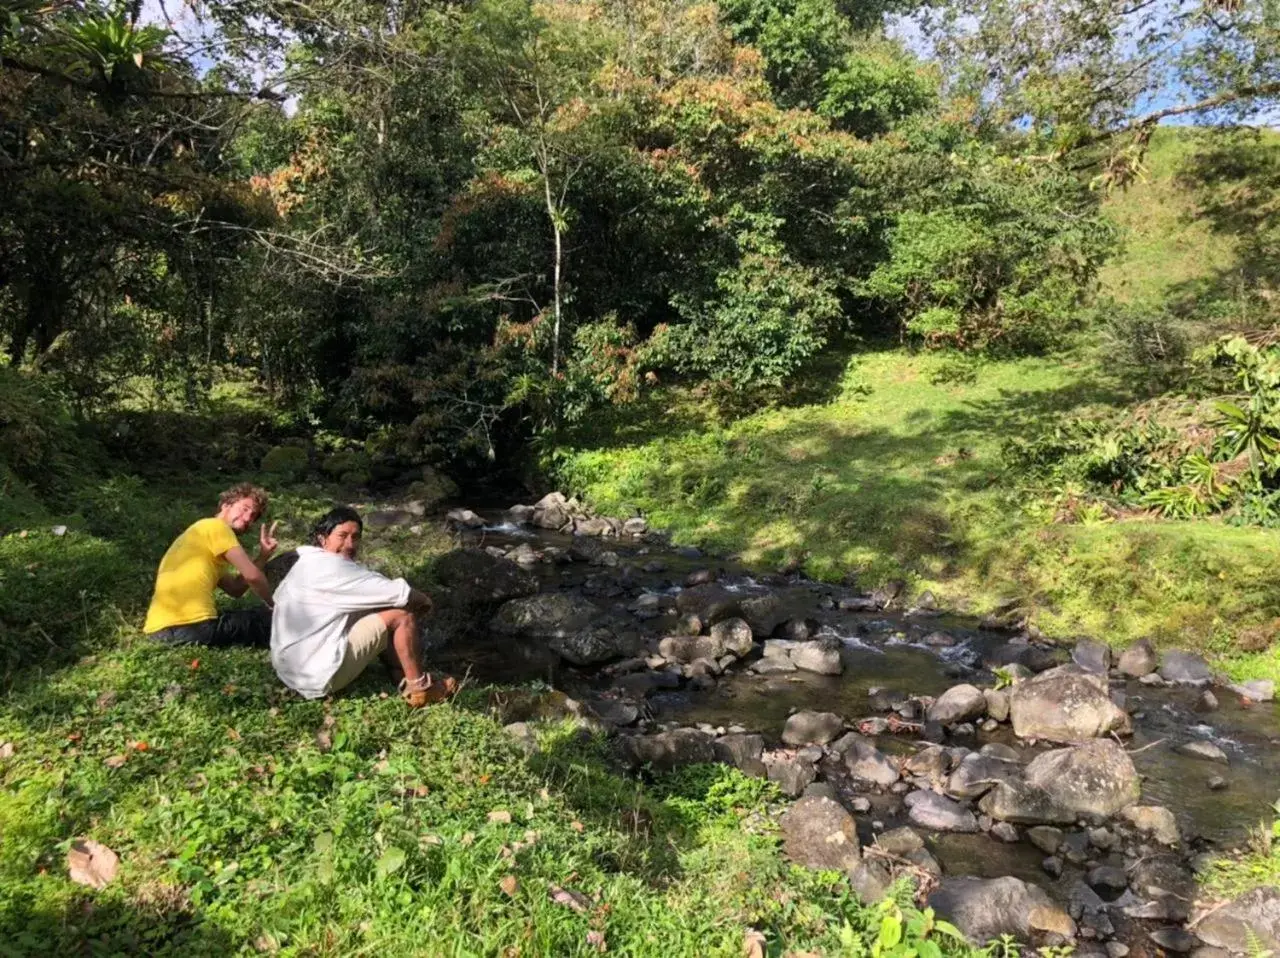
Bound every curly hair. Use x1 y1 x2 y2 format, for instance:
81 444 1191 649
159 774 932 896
218 482 269 517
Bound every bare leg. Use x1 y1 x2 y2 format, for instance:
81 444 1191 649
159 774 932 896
375 609 423 685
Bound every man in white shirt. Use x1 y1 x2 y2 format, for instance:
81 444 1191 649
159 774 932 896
270 506 457 707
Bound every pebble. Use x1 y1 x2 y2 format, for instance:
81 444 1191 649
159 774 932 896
990 822 1019 843
851 798 872 813
1207 775 1227 790
1088 827 1116 850
1042 856 1063 878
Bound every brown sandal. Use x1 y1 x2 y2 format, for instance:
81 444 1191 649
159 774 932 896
399 673 458 708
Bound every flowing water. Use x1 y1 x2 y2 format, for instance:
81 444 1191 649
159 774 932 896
432 511 1280 935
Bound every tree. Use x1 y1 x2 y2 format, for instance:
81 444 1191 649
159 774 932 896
921 0 1280 170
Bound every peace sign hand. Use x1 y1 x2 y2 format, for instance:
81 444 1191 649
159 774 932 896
259 520 280 558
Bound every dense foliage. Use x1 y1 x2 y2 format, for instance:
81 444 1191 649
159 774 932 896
3 1 1278 481
0 0 1118 477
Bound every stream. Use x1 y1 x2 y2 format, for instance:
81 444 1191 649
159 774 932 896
408 504 1280 953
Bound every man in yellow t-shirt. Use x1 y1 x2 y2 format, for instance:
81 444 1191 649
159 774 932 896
144 483 280 647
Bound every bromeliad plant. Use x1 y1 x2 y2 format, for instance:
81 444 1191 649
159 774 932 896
58 1 171 95
1005 335 1280 524
1211 336 1280 479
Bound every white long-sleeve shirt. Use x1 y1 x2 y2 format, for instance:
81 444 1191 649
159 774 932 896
271 546 411 698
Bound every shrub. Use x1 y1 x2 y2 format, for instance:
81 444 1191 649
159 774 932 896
651 236 842 391
321 448 371 480
261 444 310 479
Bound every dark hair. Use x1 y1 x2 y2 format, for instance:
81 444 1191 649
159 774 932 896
311 506 363 545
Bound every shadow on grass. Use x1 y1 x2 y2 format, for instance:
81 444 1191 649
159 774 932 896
0 890 239 957
1166 129 1280 322
590 369 1131 579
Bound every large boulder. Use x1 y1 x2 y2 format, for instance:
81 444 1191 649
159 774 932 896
929 877 1076 945
1117 638 1158 677
490 594 603 639
782 711 846 746
1159 650 1214 685
433 549 539 604
1009 665 1129 742
710 618 755 657
1193 887 1280 955
658 634 725 664
928 685 988 725
843 739 901 787
980 739 1139 824
904 791 979 832
779 796 861 874
790 638 843 675
714 733 766 778
530 491 574 530
946 753 1021 800
550 627 642 666
675 584 742 625
616 729 714 770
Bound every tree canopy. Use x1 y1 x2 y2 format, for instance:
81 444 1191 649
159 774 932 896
2 0 1276 474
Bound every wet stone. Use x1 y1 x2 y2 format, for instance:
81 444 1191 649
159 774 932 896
1072 638 1112 675
980 743 1020 762
1086 865 1127 896
1159 650 1213 685
904 791 979 833
802 781 837 801
766 757 817 798
1024 824 1064 855
875 826 925 856
1178 740 1228 764
1117 639 1157 677
781 710 846 747
1229 679 1275 702
1148 929 1199 953
990 822 1019 843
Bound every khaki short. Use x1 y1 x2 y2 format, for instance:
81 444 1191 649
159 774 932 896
325 612 391 693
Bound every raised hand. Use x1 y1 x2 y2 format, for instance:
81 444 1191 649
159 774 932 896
259 520 280 558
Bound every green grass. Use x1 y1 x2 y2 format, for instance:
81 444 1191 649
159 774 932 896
1096 127 1241 308
0 474 984 956
555 349 1280 682
1202 810 1280 900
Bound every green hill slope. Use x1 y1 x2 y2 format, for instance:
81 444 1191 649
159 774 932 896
555 126 1280 681
1097 127 1241 307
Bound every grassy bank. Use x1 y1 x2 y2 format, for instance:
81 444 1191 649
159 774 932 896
0 477 975 956
555 349 1280 681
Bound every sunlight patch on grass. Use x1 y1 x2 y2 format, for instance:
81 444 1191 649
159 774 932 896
558 349 1280 680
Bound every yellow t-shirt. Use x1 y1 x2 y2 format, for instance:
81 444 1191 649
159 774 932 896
143 517 240 633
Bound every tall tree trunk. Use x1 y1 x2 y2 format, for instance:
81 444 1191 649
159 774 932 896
542 161 564 377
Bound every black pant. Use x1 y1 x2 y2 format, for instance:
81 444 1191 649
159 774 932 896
148 608 272 648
